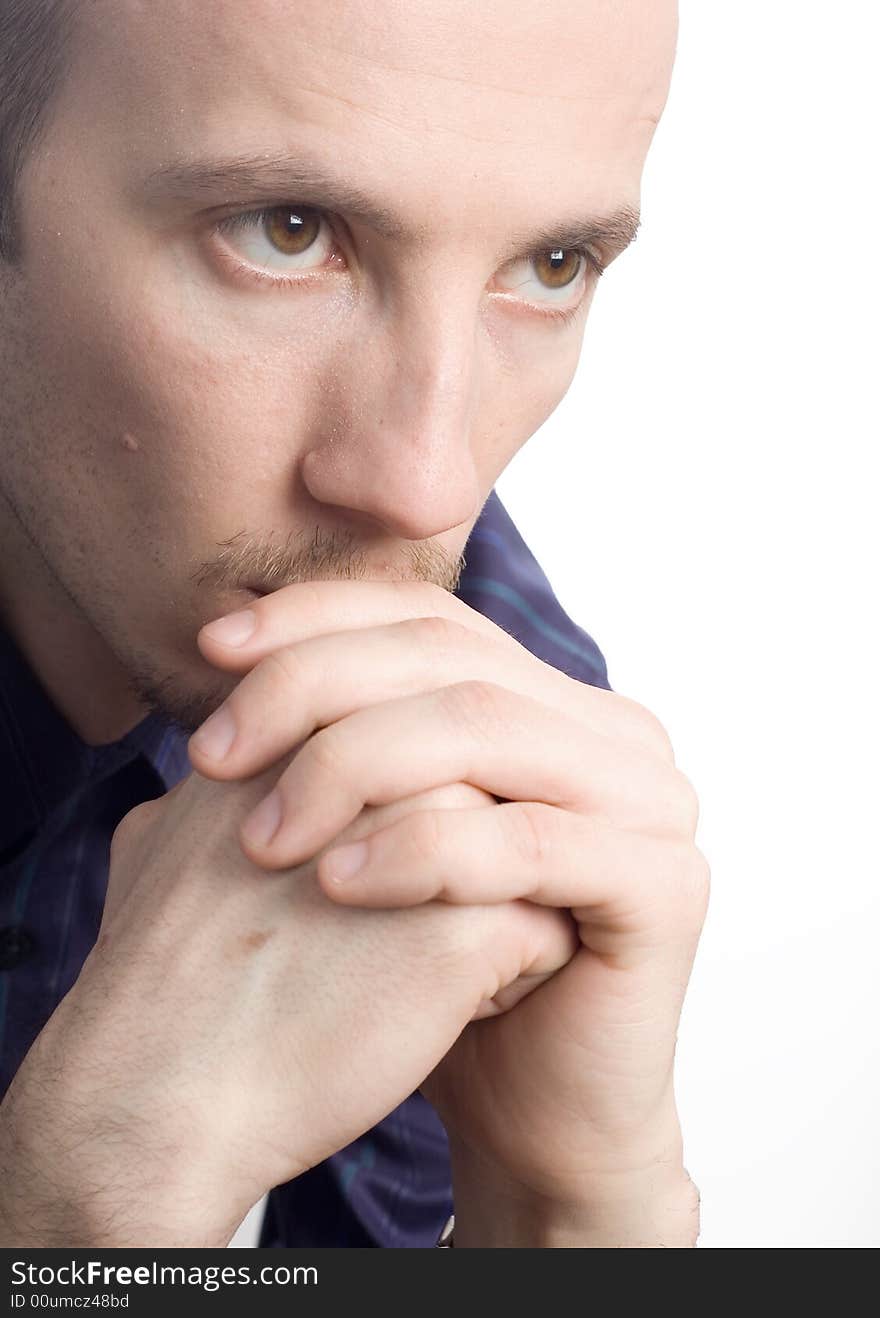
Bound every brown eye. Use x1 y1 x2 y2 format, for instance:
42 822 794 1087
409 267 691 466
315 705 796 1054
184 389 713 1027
264 206 323 255
533 248 583 289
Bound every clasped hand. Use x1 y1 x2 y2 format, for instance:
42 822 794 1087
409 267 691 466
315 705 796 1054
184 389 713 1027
188 580 709 1236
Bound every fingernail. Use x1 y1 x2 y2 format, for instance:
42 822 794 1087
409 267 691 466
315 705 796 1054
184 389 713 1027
242 789 283 847
189 705 236 761
324 841 369 883
201 609 257 647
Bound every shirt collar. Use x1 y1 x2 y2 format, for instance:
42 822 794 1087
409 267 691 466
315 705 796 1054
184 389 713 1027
0 624 190 859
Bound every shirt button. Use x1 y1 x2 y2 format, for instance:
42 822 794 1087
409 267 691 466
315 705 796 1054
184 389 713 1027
0 926 37 971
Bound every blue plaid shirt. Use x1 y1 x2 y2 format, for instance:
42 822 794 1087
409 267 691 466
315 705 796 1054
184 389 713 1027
0 489 610 1246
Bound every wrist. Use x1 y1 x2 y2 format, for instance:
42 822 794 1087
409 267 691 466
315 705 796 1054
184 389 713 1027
0 1085 247 1248
447 1139 700 1248
0 1145 241 1249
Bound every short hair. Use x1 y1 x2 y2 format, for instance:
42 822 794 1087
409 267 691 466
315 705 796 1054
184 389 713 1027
0 0 79 265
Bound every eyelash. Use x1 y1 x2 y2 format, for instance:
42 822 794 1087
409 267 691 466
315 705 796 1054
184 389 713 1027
211 205 603 324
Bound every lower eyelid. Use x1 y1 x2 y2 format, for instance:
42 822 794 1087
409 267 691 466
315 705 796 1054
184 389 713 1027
208 216 591 318
215 255 586 321
208 231 346 289
488 289 586 327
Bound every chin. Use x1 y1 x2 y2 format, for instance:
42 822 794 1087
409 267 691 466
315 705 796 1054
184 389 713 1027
125 642 241 737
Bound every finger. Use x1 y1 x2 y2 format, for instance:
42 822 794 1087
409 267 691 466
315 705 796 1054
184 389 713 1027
194 579 671 762
471 900 580 1019
197 580 513 666
238 681 695 869
188 615 662 782
316 800 710 944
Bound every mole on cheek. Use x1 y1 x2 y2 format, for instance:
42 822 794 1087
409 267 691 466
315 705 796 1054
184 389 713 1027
121 431 140 452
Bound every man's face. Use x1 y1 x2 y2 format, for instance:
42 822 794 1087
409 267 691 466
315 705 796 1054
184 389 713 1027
0 0 675 734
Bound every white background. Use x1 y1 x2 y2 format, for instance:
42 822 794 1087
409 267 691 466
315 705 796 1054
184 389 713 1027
499 0 880 1249
232 1 879 1247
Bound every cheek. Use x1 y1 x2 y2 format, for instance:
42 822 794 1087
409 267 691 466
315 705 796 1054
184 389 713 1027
478 315 586 479
20 257 333 540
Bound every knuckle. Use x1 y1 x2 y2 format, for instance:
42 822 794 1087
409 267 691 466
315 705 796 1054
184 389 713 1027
412 613 461 645
261 645 308 697
411 613 471 663
409 809 449 867
305 723 348 781
399 896 484 974
511 802 553 868
693 846 712 899
441 679 506 744
680 844 712 922
644 714 677 764
621 696 677 763
673 768 702 833
433 904 494 967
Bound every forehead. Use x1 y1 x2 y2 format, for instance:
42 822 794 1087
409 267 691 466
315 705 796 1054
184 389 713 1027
62 0 674 225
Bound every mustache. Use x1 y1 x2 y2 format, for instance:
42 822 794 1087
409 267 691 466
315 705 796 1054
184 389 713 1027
191 524 464 595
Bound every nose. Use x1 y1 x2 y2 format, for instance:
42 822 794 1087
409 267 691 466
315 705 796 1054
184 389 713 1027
301 300 483 542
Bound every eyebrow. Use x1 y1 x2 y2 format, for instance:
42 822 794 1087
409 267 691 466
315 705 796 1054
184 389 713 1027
139 149 641 259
